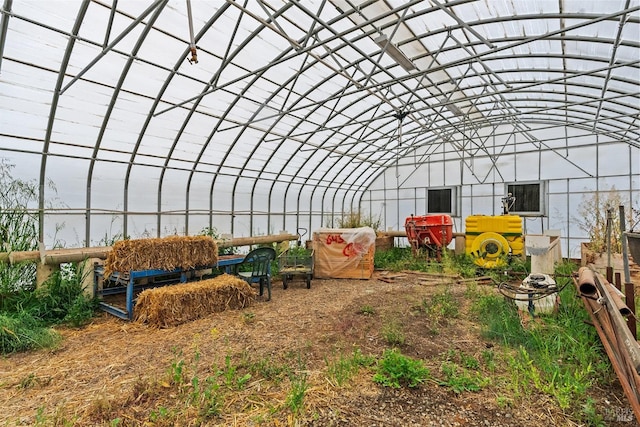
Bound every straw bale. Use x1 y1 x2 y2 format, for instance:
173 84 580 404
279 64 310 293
134 274 255 328
103 236 218 278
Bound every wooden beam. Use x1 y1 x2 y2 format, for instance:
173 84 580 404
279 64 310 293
0 233 299 265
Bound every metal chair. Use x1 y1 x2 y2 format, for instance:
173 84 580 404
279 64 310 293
235 247 276 300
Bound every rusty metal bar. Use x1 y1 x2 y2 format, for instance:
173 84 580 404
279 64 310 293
575 266 640 423
626 280 637 339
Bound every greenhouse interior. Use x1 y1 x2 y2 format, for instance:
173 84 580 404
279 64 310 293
1 0 640 426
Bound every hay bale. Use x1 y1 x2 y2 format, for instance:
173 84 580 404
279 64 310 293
134 274 255 328
104 236 218 277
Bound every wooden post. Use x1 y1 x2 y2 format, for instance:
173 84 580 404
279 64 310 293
36 263 59 288
454 235 466 255
80 258 101 297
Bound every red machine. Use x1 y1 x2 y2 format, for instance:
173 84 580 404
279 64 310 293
404 214 454 258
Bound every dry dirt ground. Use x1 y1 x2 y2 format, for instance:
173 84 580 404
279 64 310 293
0 271 637 427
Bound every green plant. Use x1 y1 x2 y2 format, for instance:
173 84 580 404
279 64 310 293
359 305 376 315
421 288 459 323
439 362 488 393
481 349 496 372
149 406 172 422
200 226 237 255
330 208 381 230
242 311 256 323
220 355 252 390
0 312 60 354
471 266 611 413
1 261 97 331
190 375 223 419
374 348 430 388
580 398 605 427
325 348 375 387
248 356 290 383
381 318 405 346
285 355 308 415
170 357 186 387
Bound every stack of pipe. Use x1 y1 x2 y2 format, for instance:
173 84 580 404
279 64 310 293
576 267 640 422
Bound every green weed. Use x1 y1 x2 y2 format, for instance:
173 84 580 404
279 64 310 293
248 356 290 383
471 264 611 413
381 318 405 346
373 348 430 388
0 312 61 354
285 355 309 415
325 348 375 387
220 355 252 390
359 305 376 315
439 362 488 394
421 288 459 322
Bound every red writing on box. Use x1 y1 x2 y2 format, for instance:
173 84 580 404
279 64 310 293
325 234 365 258
325 234 345 244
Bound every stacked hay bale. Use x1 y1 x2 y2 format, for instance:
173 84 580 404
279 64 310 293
135 274 255 328
103 235 218 277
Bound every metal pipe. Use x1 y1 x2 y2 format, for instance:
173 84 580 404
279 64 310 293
625 280 637 339
575 273 640 421
0 0 13 74
594 270 640 375
185 0 197 63
620 205 632 283
578 266 598 297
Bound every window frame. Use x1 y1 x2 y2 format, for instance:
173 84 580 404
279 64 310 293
504 181 547 216
426 186 458 216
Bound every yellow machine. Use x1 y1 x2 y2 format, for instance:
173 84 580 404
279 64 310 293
465 215 524 268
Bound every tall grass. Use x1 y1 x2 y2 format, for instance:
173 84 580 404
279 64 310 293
374 247 477 277
0 161 97 354
0 312 61 353
471 261 611 413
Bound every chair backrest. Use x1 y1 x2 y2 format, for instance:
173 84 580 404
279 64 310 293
243 247 276 278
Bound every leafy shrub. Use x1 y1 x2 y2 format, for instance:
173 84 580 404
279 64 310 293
373 348 430 388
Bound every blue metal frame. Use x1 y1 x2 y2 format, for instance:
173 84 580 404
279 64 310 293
95 255 245 320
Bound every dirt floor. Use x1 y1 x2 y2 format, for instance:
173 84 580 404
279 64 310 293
0 271 638 427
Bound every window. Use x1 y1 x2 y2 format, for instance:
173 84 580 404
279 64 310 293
427 188 456 214
505 182 545 215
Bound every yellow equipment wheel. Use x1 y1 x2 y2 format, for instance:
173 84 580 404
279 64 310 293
469 232 510 268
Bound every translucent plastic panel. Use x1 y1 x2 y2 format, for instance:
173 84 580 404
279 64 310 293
44 156 89 209
598 144 632 176
91 161 127 211
90 213 125 246
160 214 186 236
127 166 161 212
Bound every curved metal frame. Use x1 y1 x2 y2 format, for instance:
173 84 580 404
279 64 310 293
0 1 636 244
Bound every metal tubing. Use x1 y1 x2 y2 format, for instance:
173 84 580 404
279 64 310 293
620 205 632 283
578 266 598 297
607 282 633 317
575 273 640 421
594 271 640 374
626 281 637 339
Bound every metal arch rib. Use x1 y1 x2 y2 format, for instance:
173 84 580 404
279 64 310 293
85 0 168 246
39 0 90 245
